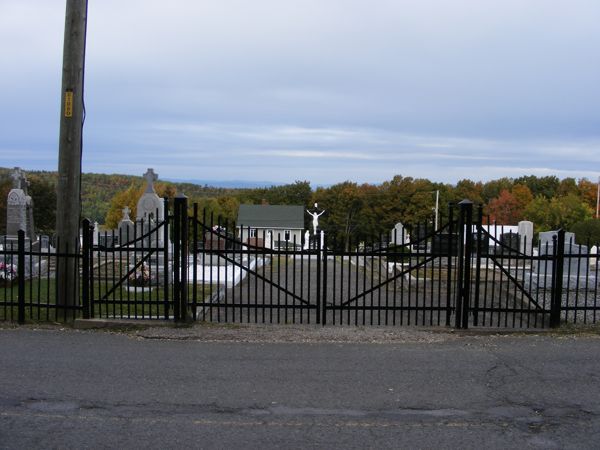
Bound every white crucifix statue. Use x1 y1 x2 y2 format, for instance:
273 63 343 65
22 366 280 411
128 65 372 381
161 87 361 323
306 203 325 235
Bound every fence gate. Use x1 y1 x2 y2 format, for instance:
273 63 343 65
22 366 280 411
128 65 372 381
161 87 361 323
322 209 459 327
187 201 322 324
79 198 597 329
84 199 172 320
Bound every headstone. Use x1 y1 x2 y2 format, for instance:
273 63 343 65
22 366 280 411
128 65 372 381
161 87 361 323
390 222 409 246
537 230 588 279
93 222 99 246
6 167 36 243
40 235 50 250
136 168 164 247
6 188 27 237
498 232 520 255
118 206 135 245
431 233 459 256
518 221 533 256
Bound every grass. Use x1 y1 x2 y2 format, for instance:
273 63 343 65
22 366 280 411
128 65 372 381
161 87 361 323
0 278 217 322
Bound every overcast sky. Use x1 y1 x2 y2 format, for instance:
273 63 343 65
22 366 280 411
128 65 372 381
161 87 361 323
1 0 599 186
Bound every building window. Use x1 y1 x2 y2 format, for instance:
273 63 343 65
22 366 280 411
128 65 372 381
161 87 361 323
249 228 257 238
284 230 291 241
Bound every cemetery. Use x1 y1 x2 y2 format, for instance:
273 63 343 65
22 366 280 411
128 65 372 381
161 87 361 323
1 167 599 328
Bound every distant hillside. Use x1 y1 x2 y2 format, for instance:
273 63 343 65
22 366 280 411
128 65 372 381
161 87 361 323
0 168 247 225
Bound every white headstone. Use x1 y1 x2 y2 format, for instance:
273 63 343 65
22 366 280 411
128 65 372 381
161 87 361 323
93 222 99 246
537 230 588 278
118 207 135 244
137 169 164 222
390 222 409 245
136 169 165 247
518 221 534 256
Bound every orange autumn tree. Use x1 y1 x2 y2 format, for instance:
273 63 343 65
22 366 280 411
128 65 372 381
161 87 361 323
486 184 533 224
104 182 177 229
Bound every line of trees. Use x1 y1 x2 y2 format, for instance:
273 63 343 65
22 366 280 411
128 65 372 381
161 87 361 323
0 168 598 247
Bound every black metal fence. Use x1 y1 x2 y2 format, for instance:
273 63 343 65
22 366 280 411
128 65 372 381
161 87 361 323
1 198 599 328
1 230 82 322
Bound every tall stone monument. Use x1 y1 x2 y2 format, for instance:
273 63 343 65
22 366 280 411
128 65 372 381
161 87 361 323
6 167 36 243
136 168 165 247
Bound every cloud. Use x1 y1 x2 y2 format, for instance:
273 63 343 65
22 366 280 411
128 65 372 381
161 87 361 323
2 0 600 186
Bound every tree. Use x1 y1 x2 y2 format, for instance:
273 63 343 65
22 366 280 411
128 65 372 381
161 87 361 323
523 196 552 230
487 190 521 224
524 194 593 231
0 175 11 235
514 175 559 199
28 174 57 236
240 181 312 206
578 178 598 213
312 182 367 250
452 179 484 205
551 194 594 230
571 219 600 245
557 177 579 197
104 182 177 229
482 177 513 204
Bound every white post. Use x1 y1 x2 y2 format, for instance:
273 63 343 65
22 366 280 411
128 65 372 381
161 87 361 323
435 190 439 230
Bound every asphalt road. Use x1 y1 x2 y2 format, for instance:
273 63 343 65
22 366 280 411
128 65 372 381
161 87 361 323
1 326 599 449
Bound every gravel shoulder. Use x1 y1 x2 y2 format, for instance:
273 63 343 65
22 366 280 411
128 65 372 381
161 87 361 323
2 320 600 344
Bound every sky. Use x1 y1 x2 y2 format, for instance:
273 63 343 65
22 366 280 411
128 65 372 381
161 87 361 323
1 0 599 186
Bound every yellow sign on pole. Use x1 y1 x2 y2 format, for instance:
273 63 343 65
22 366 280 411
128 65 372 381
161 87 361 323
64 90 73 118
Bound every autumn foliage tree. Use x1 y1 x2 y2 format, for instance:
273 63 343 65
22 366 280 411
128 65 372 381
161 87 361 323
104 182 177 229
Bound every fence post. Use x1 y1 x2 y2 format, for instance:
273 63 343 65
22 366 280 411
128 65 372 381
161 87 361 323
472 205 483 326
17 230 25 324
455 200 473 329
163 197 170 320
550 229 565 328
320 240 327 325
461 201 473 329
316 241 322 325
173 197 181 322
179 194 189 322
173 194 189 322
445 203 454 326
81 218 91 319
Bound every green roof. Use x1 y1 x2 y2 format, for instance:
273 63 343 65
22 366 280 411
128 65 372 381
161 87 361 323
237 204 305 229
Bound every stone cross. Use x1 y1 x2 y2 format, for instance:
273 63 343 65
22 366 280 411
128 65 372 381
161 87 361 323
10 167 23 189
143 168 158 193
122 206 131 221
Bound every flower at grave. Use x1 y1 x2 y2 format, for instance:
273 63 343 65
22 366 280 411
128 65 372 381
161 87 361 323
0 262 17 284
128 262 151 287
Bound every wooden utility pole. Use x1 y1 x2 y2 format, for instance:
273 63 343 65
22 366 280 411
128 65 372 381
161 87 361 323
56 0 88 319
